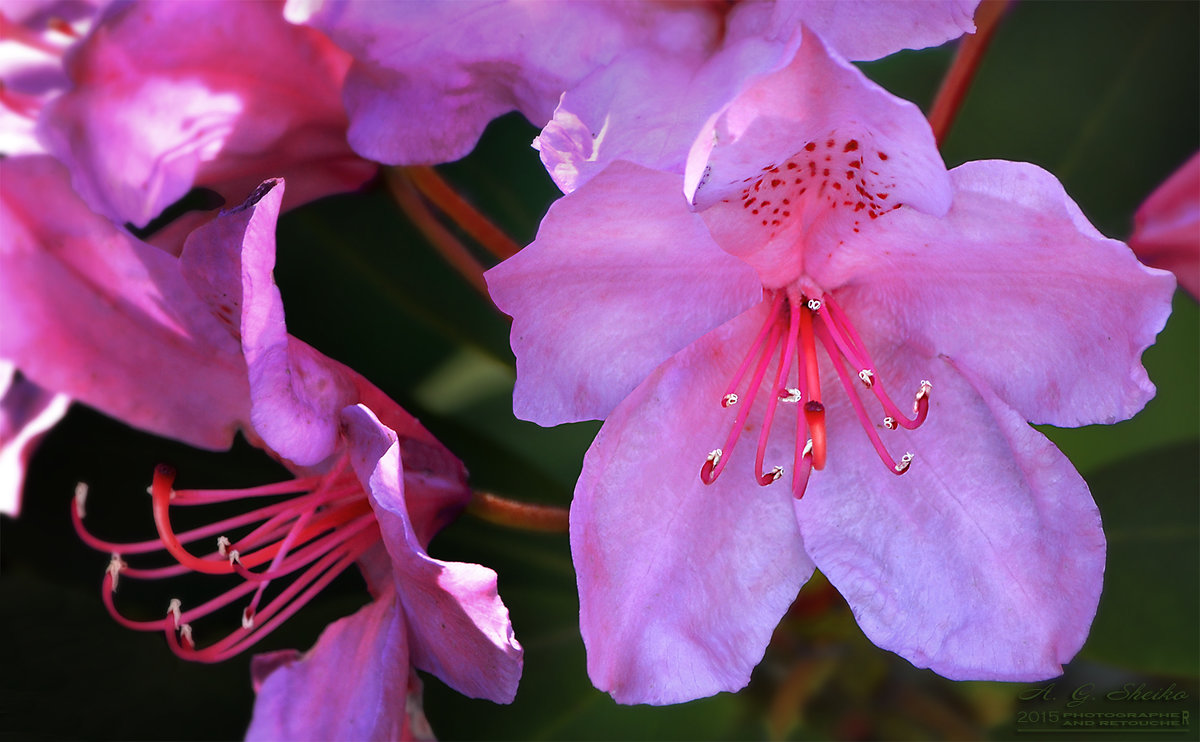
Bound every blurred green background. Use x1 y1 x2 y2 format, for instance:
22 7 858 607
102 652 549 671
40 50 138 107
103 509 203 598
2 2 1196 739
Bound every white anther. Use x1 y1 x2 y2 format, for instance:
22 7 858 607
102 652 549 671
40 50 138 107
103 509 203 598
883 416 897 430
722 393 739 408
779 388 802 403
106 553 127 591
767 466 784 482
895 452 914 473
858 369 875 387
217 536 231 557
916 380 932 400
706 449 723 466
74 482 89 518
806 299 822 311
802 439 814 458
228 549 241 566
168 598 182 629
179 623 194 648
241 607 255 630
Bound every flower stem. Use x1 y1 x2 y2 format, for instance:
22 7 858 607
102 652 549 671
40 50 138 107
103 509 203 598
384 168 490 299
928 0 1010 146
467 491 569 533
402 166 522 261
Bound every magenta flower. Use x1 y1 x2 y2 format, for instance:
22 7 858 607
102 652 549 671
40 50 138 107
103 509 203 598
1130 151 1199 299
68 179 522 737
34 0 375 228
535 0 980 193
285 0 977 168
487 30 1175 704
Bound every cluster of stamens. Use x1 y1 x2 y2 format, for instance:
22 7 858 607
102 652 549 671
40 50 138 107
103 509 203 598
73 459 377 662
700 290 931 498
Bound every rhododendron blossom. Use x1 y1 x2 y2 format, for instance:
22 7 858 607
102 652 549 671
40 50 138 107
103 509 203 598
34 0 374 229
487 30 1175 704
1130 151 1199 299
285 0 977 169
56 179 521 736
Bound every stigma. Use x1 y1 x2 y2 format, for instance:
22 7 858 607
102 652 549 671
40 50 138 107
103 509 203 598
73 458 378 663
699 289 931 498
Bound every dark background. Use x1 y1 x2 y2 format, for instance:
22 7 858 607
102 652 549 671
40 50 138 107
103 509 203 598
3 2 1197 739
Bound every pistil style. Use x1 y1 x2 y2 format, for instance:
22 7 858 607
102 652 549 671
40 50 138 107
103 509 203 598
700 290 932 497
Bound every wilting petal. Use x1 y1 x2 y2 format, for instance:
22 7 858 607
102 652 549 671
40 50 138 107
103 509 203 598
0 155 248 449
774 0 979 62
816 160 1175 427
1131 152 1199 298
181 179 355 467
0 362 70 517
38 0 372 227
342 404 523 704
686 27 951 287
797 354 1103 681
573 304 812 705
246 592 417 742
487 161 761 426
286 0 723 165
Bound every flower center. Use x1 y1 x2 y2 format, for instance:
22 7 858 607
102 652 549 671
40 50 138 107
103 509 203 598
700 289 931 498
73 458 378 662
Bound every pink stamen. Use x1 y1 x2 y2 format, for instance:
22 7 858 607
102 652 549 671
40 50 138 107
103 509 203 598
80 458 380 664
720 291 785 407
754 297 801 486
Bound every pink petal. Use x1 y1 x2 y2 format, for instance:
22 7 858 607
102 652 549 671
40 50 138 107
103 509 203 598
486 161 761 425
535 23 802 194
796 353 1103 681
573 303 813 705
0 362 70 517
1131 152 1200 298
813 160 1175 427
0 155 248 449
181 179 356 467
341 404 523 704
37 0 372 228
774 0 980 62
246 592 422 741
285 0 725 165
685 27 951 287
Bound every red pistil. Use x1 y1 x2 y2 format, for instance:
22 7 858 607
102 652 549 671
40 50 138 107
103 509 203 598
700 290 932 498
75 458 379 663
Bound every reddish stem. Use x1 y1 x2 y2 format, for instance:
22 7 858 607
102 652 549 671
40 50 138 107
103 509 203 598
467 491 570 533
403 166 522 261
928 0 1010 145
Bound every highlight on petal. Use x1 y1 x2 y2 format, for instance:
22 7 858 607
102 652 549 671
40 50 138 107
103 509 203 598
796 354 1103 681
0 155 248 449
181 179 355 467
341 404 523 704
685 26 951 287
487 161 761 426
814 159 1175 427
1131 152 1199 298
0 362 70 517
774 0 980 62
37 0 372 227
573 304 813 705
246 592 416 742
286 0 725 165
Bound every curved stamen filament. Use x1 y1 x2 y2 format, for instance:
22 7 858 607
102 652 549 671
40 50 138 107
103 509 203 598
721 291 785 407
754 297 801 486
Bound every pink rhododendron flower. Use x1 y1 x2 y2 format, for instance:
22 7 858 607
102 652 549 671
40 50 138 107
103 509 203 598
1130 151 1200 299
535 0 979 193
35 0 375 228
285 0 977 169
487 30 1175 704
70 180 523 737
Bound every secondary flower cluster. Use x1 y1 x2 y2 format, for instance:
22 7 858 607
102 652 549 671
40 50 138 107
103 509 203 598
1 0 1189 738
